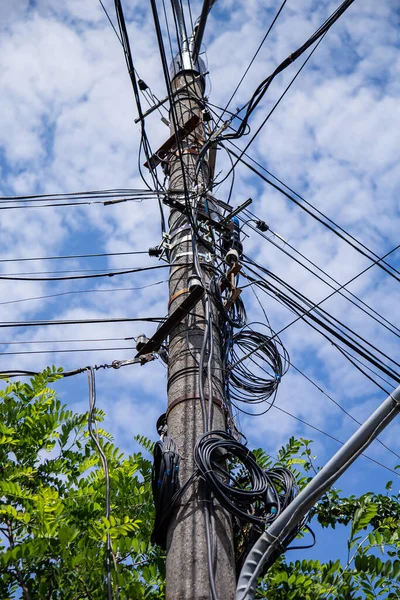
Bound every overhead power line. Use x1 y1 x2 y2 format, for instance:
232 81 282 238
0 280 167 307
209 0 355 147
269 403 400 478
0 263 169 282
0 250 149 264
0 316 164 329
0 337 136 346
0 347 136 357
227 146 400 284
217 0 288 123
0 188 159 203
248 284 400 463
239 211 400 343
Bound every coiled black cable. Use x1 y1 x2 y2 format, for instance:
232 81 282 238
151 436 181 548
210 275 247 329
195 431 271 525
228 328 289 407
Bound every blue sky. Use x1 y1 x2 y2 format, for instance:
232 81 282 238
0 0 400 570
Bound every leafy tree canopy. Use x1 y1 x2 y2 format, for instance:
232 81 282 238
0 370 399 599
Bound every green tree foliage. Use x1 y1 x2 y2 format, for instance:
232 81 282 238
0 368 165 599
255 438 400 599
0 371 399 599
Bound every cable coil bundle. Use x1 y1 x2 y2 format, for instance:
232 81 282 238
194 430 304 573
210 275 247 329
228 327 289 409
194 431 269 524
151 436 181 548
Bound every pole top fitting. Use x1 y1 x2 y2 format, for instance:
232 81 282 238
169 52 207 89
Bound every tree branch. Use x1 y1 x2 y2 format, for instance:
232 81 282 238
6 519 32 600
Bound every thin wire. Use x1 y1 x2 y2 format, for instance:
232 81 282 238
0 280 167 307
269 403 400 478
0 347 137 357
98 0 123 44
245 249 400 366
0 265 159 276
241 261 400 385
0 189 159 203
221 32 327 180
240 213 400 342
217 0 288 123
0 337 135 345
0 198 152 210
226 147 400 284
0 316 164 330
0 250 149 264
0 263 169 282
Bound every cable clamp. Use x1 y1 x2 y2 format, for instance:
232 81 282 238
172 251 211 262
169 233 193 250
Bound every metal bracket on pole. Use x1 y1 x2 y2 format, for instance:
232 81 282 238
220 198 253 225
134 72 208 124
163 195 230 233
144 114 201 170
135 284 205 357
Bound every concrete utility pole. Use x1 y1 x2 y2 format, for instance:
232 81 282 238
164 64 236 599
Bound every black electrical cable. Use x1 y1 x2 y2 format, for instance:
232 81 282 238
0 280 167 307
195 431 278 525
1 265 159 276
221 31 327 183
0 347 137 357
0 316 164 330
226 147 400 285
98 0 123 44
228 327 289 407
0 263 169 282
114 0 167 214
268 402 400 477
245 255 400 377
248 279 400 462
194 429 309 572
0 336 135 345
241 261 400 386
224 0 355 141
209 275 247 329
239 211 400 343
0 250 149 264
0 189 159 203
0 198 153 210
151 435 181 549
215 0 288 125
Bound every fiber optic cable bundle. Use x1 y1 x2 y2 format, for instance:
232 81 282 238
151 436 181 548
228 327 290 410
